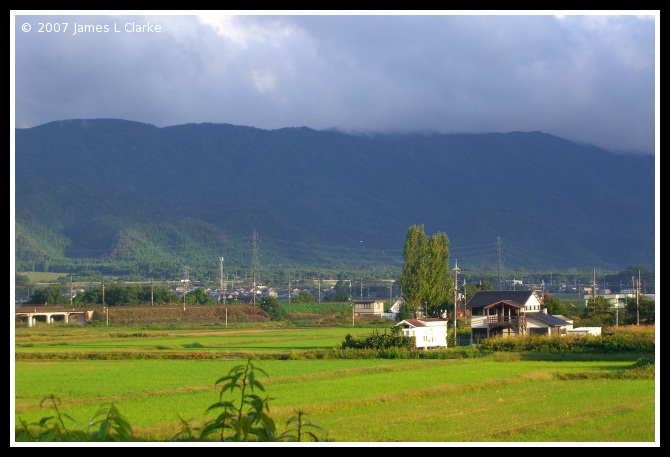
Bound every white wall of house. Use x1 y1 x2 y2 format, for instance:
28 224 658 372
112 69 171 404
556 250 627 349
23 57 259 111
401 324 447 349
524 294 543 312
470 316 487 329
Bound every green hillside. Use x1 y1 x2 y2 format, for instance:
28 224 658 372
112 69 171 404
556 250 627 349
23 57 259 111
14 120 656 276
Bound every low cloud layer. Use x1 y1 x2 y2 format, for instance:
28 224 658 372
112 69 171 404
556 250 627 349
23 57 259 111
13 13 656 153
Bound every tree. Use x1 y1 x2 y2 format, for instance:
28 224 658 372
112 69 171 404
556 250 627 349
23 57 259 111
292 291 315 303
185 288 217 305
581 296 614 326
15 273 32 303
400 225 452 318
324 288 349 302
424 231 452 317
624 295 655 325
27 286 68 305
543 293 569 316
259 296 286 321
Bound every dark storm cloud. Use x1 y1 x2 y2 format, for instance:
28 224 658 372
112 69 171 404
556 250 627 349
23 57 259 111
13 13 656 153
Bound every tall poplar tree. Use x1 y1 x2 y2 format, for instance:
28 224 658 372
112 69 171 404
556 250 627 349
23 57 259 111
425 231 452 317
401 225 429 317
400 225 451 318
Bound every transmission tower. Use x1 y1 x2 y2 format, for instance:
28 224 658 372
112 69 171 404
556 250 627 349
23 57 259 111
251 230 259 307
496 237 503 290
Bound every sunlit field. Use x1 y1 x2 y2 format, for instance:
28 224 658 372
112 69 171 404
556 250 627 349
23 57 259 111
13 326 656 442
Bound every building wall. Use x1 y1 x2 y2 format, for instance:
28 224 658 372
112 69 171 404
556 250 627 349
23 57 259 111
402 326 447 348
524 294 543 312
354 301 385 315
470 316 487 329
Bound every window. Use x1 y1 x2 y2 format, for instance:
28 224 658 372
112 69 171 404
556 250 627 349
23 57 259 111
364 304 370 309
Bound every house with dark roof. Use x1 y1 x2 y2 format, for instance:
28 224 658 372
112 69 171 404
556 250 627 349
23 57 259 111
353 299 385 316
526 310 573 335
394 318 449 349
466 290 571 339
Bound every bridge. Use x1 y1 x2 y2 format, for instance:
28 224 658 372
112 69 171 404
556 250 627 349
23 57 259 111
15 307 94 327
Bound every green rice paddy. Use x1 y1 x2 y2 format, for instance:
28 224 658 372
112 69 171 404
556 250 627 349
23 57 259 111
13 326 656 442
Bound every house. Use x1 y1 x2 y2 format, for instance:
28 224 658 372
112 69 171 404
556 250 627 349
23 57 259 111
466 290 570 340
526 309 572 336
394 318 449 349
583 294 631 309
353 299 385 316
388 297 405 314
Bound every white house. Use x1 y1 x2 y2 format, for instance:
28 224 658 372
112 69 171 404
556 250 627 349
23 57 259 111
394 318 449 349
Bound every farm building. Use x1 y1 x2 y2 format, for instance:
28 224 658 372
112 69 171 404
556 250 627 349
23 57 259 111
394 318 449 349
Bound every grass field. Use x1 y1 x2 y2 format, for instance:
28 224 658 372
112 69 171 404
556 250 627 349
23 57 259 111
14 326 377 353
13 326 657 443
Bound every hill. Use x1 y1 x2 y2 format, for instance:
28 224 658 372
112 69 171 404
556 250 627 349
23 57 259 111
14 119 655 276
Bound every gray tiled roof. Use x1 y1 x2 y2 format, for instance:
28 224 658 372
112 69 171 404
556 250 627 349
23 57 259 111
527 312 571 326
466 291 534 308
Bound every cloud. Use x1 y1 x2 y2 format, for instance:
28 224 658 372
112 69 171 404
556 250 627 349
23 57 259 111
13 13 656 153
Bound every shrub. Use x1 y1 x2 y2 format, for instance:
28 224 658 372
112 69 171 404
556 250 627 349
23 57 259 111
341 329 415 350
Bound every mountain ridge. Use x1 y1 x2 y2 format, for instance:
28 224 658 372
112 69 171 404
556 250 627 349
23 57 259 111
14 119 655 275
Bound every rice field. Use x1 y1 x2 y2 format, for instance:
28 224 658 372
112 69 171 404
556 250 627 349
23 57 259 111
13 326 657 443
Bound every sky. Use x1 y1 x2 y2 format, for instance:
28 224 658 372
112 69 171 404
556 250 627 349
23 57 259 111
11 11 658 154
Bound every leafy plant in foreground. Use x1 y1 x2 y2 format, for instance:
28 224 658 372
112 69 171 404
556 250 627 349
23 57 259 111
191 358 324 442
15 394 134 442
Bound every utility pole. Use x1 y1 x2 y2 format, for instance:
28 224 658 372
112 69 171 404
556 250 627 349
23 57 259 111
463 278 468 326
182 266 189 311
288 276 291 303
151 277 154 306
577 279 580 299
251 230 259 307
636 270 640 326
592 269 596 302
616 295 619 327
219 256 225 304
360 278 363 300
453 260 460 347
318 278 321 304
101 278 105 308
69 275 73 308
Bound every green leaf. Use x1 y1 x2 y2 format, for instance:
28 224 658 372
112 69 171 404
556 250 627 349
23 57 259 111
205 401 235 414
38 416 56 427
60 412 79 425
214 374 237 385
39 394 60 407
248 371 255 390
